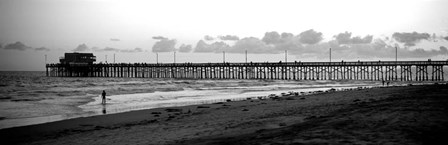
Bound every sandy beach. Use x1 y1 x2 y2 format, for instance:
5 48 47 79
1 84 448 145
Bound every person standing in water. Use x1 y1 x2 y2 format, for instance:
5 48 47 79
101 90 106 104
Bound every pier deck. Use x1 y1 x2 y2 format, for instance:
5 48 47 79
46 61 448 81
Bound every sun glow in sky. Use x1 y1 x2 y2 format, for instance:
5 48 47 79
0 0 447 71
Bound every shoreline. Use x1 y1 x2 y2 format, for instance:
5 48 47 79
0 82 382 129
2 83 448 144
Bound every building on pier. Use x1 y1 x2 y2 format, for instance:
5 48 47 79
60 53 96 65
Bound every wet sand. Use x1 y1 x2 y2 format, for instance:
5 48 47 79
2 84 448 145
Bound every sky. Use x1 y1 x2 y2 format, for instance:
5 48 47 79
1 0 448 71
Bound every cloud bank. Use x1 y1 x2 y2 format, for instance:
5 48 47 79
183 30 447 59
4 42 32 51
392 32 430 47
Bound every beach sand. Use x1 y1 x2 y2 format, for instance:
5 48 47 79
1 84 448 145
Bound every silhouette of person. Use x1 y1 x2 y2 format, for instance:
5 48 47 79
101 90 106 104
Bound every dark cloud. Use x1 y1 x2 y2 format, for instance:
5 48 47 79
440 46 448 52
261 31 281 44
152 36 168 40
92 47 143 53
193 40 230 53
230 37 275 54
260 32 301 52
121 47 143 53
134 47 143 52
91 47 119 52
194 40 213 52
4 42 32 51
218 35 240 41
35 47 50 51
110 38 120 41
103 47 120 52
444 36 448 41
152 38 176 52
281 33 294 40
179 44 192 53
392 32 430 47
204 35 215 41
351 35 373 44
73 44 89 52
211 41 231 52
334 32 373 44
298 29 323 44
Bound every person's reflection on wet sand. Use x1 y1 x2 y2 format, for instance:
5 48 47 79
102 104 107 114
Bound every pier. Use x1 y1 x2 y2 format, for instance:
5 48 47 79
46 61 447 81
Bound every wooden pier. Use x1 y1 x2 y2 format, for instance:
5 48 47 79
46 61 448 81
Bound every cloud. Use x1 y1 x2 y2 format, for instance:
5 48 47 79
110 38 120 41
210 41 231 52
179 44 192 53
4 42 32 51
397 46 448 58
204 35 215 41
120 47 143 53
324 38 448 59
152 38 176 52
104 47 120 52
91 47 101 51
392 32 430 47
91 47 119 52
298 29 323 44
194 40 213 52
334 32 373 44
187 31 446 59
193 40 230 53
218 35 240 41
444 36 448 41
73 44 90 52
133 47 143 52
261 31 281 44
230 37 275 54
92 47 143 53
440 46 448 52
35 47 50 51
152 36 167 40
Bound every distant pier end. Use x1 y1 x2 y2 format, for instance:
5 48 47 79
46 55 447 81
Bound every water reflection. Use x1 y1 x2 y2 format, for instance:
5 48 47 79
102 104 107 114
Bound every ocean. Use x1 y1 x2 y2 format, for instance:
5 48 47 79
0 71 426 129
